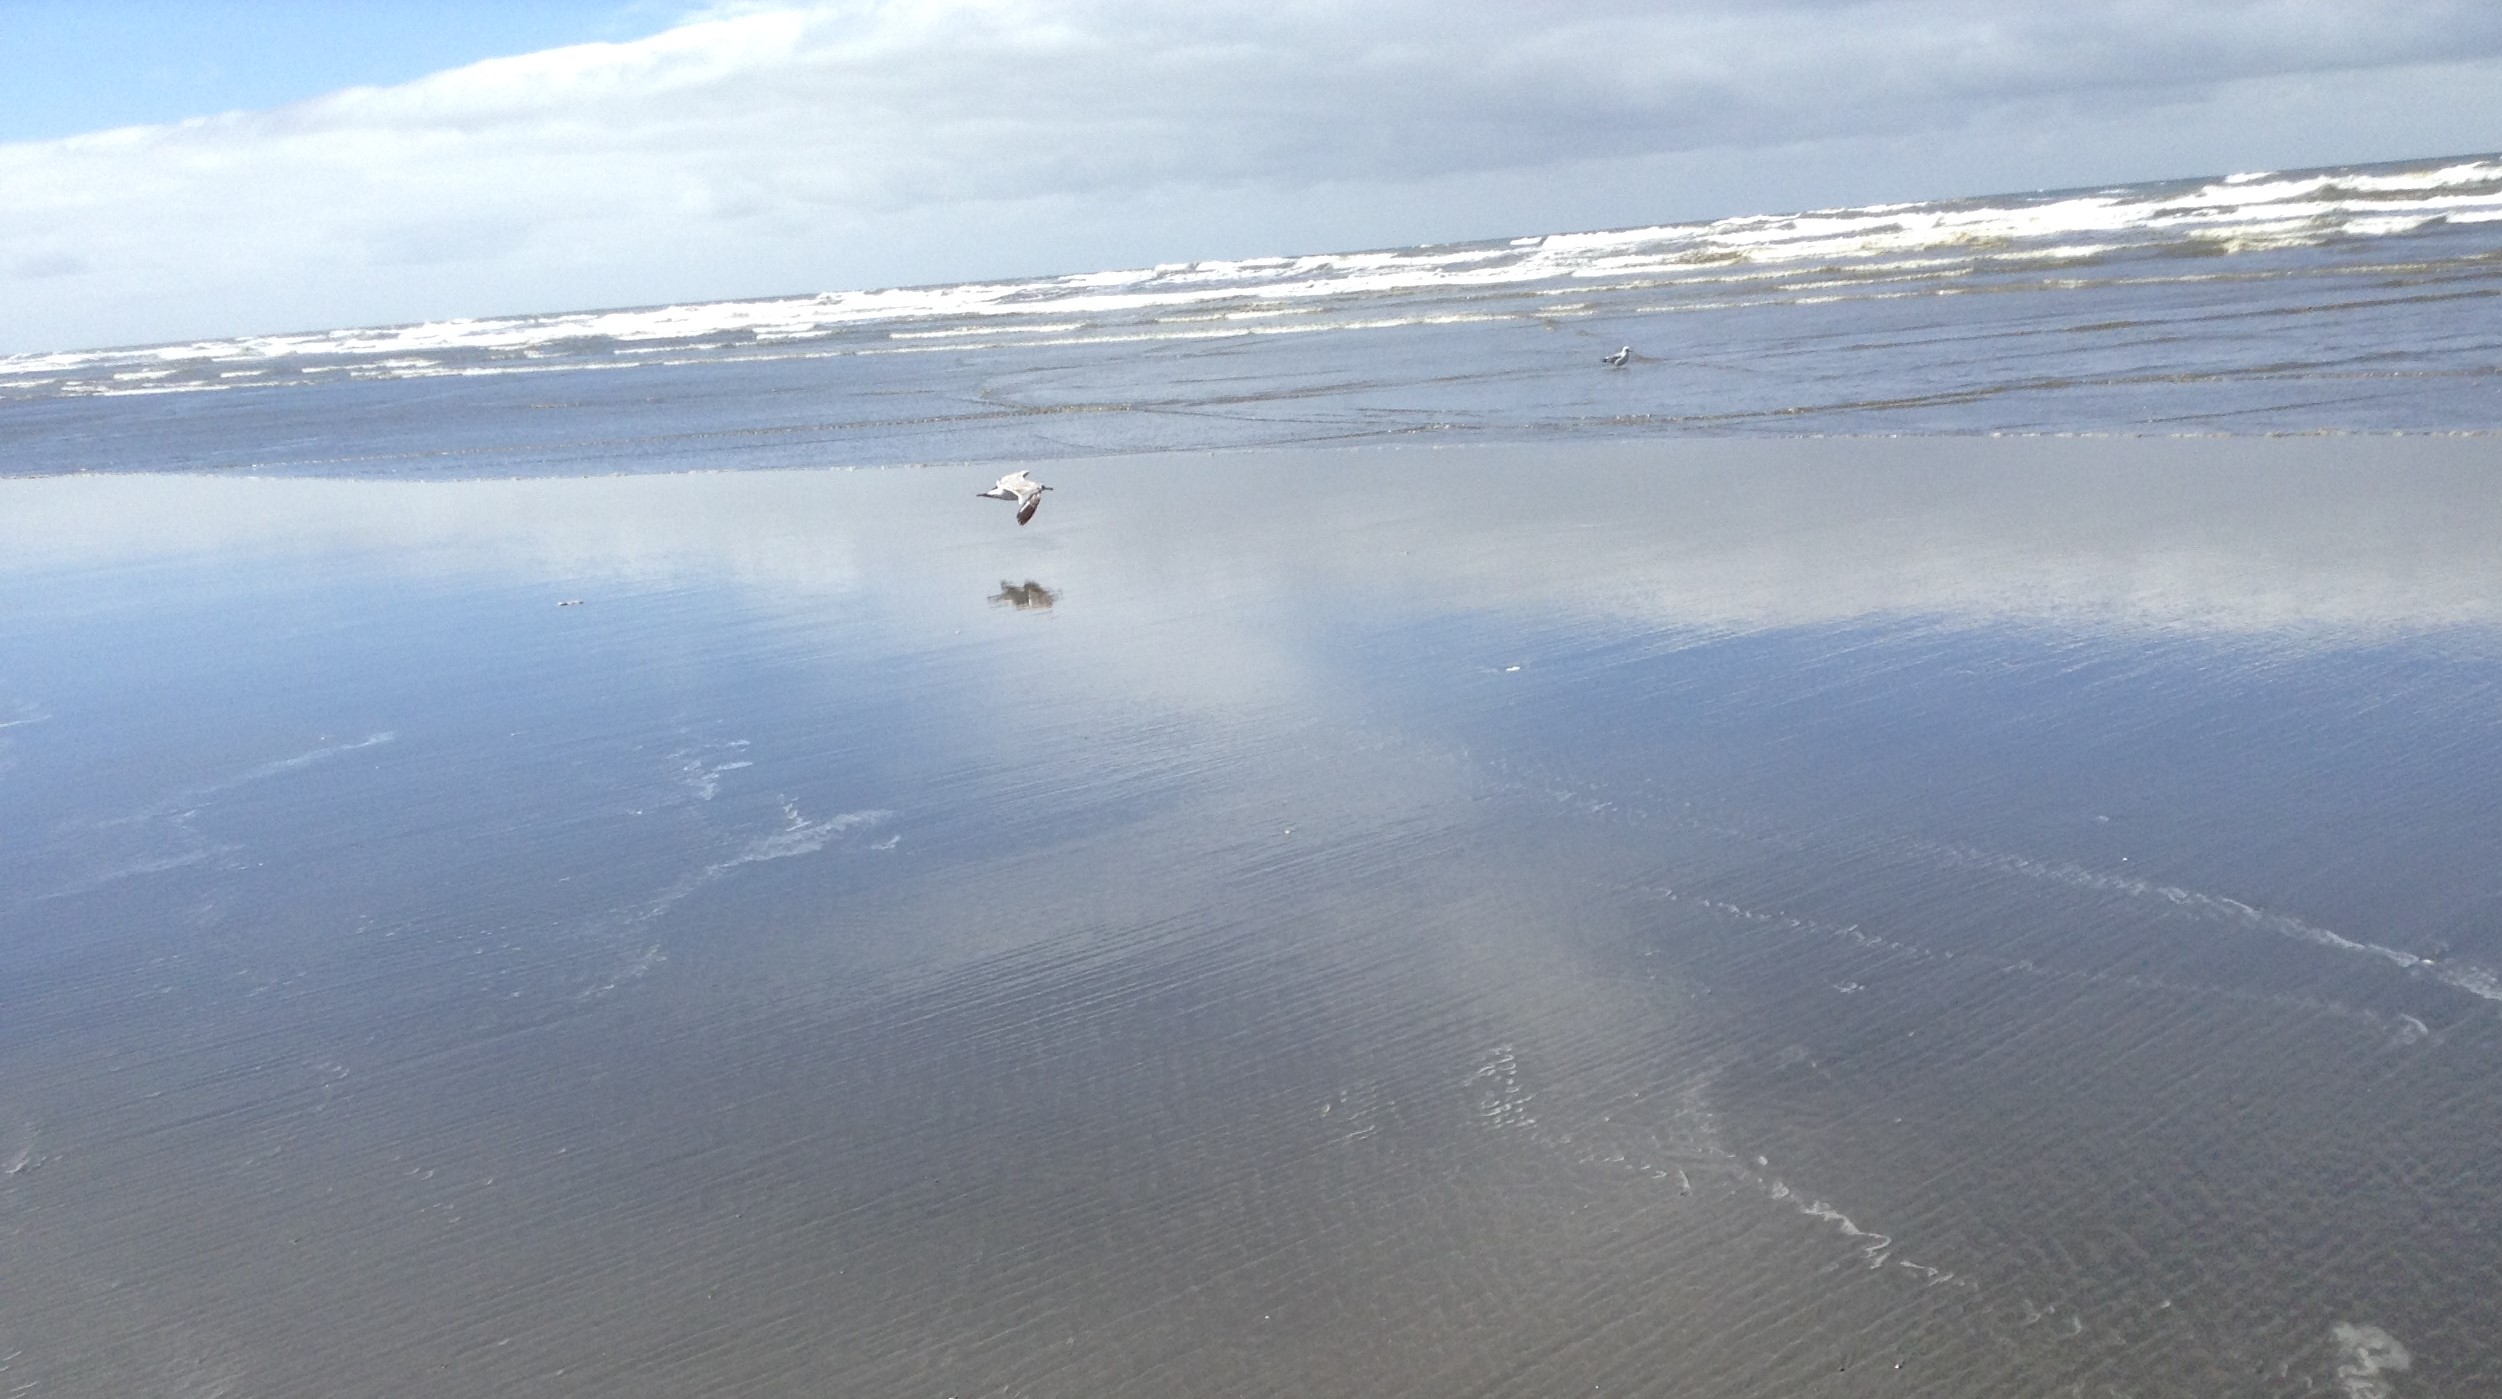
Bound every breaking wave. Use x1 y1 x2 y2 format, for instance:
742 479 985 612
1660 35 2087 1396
7 152 2497 403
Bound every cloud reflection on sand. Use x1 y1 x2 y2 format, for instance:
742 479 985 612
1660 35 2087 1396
6 439 2501 1397
4 438 2498 644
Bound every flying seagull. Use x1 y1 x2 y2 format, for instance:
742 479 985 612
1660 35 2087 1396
978 469 1052 526
1602 346 1632 368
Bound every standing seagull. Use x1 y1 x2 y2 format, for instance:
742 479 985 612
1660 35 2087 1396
1602 346 1633 368
978 470 1052 526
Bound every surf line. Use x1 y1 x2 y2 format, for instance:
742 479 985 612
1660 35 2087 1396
1754 1168 1966 1287
1921 842 2502 1006
1640 881 2417 1043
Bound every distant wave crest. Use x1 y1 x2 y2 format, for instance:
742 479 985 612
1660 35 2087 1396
7 152 2497 402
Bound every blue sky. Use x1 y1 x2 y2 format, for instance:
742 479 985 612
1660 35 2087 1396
5 1 2501 355
0 1 681 140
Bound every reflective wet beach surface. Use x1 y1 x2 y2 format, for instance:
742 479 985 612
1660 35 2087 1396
4 439 2501 1396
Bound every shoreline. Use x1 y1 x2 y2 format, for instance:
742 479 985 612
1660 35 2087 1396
9 422 2502 486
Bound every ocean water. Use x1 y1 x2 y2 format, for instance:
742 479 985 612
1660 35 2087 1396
6 150 2502 1397
4 440 2501 1397
3 152 2499 478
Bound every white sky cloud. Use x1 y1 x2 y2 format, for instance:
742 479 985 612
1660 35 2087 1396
5 0 2502 353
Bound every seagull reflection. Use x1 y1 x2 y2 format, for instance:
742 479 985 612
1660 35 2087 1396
990 580 1057 610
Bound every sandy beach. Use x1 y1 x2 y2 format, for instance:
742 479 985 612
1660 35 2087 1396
5 437 2501 1397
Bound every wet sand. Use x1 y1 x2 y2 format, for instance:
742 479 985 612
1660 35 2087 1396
4 437 2501 1396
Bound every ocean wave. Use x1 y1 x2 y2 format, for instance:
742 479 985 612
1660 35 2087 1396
7 151 2496 402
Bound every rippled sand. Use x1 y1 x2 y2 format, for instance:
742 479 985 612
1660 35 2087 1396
3 438 2499 1396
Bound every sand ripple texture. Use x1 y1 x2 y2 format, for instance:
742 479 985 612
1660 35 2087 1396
4 442 2500 1396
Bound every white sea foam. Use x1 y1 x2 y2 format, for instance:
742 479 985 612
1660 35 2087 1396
25 733 397 903
1470 1023 1970 1292
1641 880 2429 1042
229 731 396 786
1466 1044 1537 1130
709 802 890 875
1504 752 2478 1032
672 741 753 803
1738 1157 1965 1287
2332 1323 2411 1399
1929 844 2502 1007
9 152 2495 397
577 945 668 1002
1793 1195 1893 1267
571 799 891 1000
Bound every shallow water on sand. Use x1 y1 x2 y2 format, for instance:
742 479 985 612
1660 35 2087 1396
4 438 2501 1396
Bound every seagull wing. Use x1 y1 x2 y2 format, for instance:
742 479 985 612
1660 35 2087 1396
1016 490 1042 526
